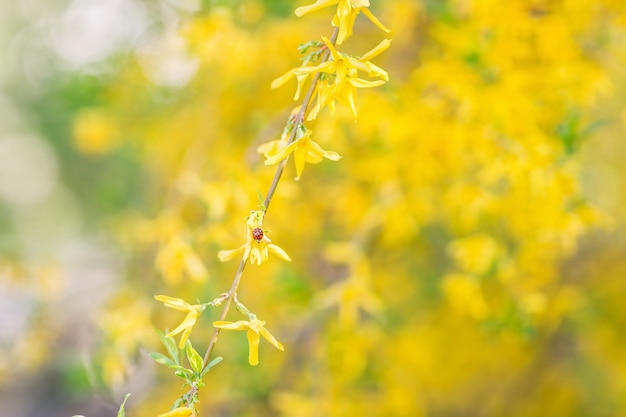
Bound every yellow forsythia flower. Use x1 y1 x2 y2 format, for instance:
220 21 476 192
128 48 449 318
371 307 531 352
154 295 206 348
213 318 284 366
217 211 291 265
258 129 341 180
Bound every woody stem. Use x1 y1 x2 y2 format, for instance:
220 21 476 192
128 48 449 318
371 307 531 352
262 27 339 214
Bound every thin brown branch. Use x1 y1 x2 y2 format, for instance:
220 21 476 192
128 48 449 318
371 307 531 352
263 27 339 214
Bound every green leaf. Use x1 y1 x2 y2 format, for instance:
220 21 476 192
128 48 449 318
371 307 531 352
117 393 131 417
201 356 223 377
170 364 194 381
185 340 204 375
158 329 180 365
149 352 176 368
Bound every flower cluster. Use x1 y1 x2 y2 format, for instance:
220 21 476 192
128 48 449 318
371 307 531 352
259 1 390 183
272 35 391 121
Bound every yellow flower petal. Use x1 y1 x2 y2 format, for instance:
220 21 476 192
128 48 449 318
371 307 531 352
154 295 190 312
363 62 389 81
293 60 336 76
293 72 310 100
158 406 195 417
293 144 308 180
294 0 338 17
247 329 261 366
155 296 205 347
305 150 324 164
271 69 311 100
360 7 391 35
167 310 200 337
307 140 342 161
320 36 342 61
346 89 358 117
213 320 250 330
271 70 296 90
348 78 386 88
360 38 392 62
257 139 281 156
264 141 298 166
344 55 373 74
249 245 269 265
177 325 193 349
243 243 252 263
260 327 285 351
217 244 246 262
351 0 370 7
333 14 354 46
267 244 292 262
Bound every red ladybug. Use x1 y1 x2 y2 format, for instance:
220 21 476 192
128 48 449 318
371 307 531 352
252 228 264 242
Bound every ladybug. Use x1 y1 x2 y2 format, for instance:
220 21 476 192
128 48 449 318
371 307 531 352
252 227 264 242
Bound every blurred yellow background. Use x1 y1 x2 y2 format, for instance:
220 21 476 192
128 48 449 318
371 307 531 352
1 0 626 416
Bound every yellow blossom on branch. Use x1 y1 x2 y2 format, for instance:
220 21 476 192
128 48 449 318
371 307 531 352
295 0 390 44
154 295 206 348
213 318 284 366
217 211 291 265
273 36 391 120
258 129 341 180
